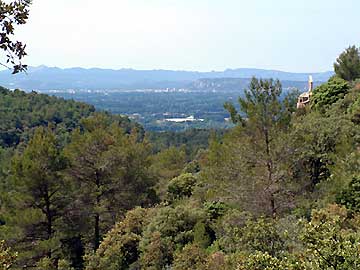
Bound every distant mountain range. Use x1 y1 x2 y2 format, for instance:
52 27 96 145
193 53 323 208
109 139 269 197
0 65 334 91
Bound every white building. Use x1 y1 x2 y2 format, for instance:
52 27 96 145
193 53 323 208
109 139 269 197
165 115 204 123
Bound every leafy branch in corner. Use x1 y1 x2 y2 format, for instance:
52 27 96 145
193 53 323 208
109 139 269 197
0 0 31 74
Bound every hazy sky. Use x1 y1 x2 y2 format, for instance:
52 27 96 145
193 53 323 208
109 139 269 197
14 0 360 72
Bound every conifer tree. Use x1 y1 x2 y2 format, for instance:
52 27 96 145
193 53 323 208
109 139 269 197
1 127 68 267
220 77 297 217
334 45 360 82
64 114 155 251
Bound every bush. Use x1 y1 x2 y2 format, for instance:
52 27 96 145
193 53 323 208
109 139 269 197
172 244 207 270
167 173 197 201
139 205 206 269
336 177 360 213
85 208 149 270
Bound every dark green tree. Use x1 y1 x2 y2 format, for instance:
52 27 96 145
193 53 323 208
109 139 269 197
336 177 360 213
311 76 350 110
1 127 68 267
193 221 212 249
64 114 155 251
0 87 96 148
334 45 360 82
219 78 297 217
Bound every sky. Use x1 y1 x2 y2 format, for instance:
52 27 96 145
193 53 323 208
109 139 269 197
12 0 360 72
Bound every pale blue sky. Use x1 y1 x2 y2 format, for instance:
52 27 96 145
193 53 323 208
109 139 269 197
15 0 360 72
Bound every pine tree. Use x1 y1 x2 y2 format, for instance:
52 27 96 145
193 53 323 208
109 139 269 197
334 45 360 81
64 114 155 251
220 77 297 217
1 127 68 267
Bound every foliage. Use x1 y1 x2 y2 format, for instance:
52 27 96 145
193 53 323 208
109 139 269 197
206 78 298 216
224 77 295 126
204 201 228 220
1 127 68 267
0 87 141 148
140 231 173 270
172 244 208 270
0 87 95 147
0 241 17 270
147 128 224 158
311 76 350 110
334 45 360 81
57 260 75 270
349 94 360 124
167 173 197 201
290 112 352 191
215 211 286 257
236 205 360 270
336 177 360 213
35 257 74 270
36 257 55 270
139 205 206 269
236 251 296 270
151 146 187 199
151 146 186 181
240 217 285 257
193 221 212 248
0 0 31 73
299 205 360 269
85 208 149 270
64 114 156 251
213 210 250 253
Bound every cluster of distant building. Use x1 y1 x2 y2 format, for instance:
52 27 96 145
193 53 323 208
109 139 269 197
164 115 204 123
154 115 205 124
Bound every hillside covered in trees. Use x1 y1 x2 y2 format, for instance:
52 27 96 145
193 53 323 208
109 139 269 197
1 46 360 270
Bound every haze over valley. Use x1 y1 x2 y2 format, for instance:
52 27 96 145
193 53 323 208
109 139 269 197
0 65 332 131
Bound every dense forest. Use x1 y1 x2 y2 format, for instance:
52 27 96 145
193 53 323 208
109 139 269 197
1 46 360 270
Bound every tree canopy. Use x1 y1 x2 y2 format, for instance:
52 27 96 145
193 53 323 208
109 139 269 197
334 45 360 82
